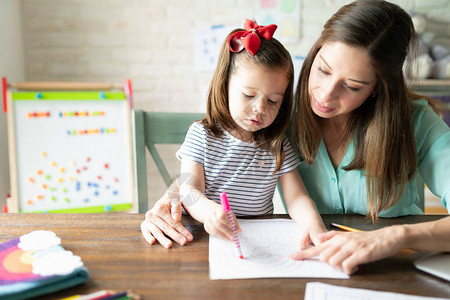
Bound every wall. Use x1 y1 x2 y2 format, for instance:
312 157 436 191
0 0 25 209
20 0 450 112
13 0 450 209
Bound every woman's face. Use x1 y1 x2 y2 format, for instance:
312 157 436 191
308 42 377 122
227 62 288 142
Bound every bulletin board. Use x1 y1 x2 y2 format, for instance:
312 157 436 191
6 90 136 213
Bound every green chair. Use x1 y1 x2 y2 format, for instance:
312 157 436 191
133 110 205 213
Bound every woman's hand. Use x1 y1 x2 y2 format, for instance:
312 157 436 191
140 193 194 248
291 226 405 275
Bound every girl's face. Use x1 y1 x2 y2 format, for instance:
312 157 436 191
227 63 288 142
308 42 377 122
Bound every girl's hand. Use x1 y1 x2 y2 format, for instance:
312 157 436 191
203 206 241 241
298 223 328 250
291 226 404 275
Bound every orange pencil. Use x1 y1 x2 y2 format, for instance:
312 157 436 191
330 222 361 232
330 222 416 253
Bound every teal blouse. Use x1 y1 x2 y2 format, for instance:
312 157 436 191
298 99 450 217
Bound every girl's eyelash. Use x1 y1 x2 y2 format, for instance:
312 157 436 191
318 66 329 75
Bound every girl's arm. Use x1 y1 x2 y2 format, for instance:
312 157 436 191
179 158 240 241
278 168 327 249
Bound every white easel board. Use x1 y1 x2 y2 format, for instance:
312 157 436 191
7 91 136 213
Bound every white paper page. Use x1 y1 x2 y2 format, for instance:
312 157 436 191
209 219 349 280
305 282 449 300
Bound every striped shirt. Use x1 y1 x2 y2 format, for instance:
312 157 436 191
176 122 300 216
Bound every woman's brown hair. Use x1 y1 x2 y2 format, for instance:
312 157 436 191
292 0 443 220
201 28 294 173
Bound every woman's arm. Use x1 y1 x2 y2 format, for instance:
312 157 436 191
291 216 450 275
140 180 193 248
278 169 327 248
413 101 450 212
401 216 450 251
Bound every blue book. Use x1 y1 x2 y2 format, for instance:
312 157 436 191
0 230 89 300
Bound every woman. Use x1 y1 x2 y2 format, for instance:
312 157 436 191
140 0 450 274
291 0 448 220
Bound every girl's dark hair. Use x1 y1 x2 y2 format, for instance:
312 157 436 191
202 28 294 173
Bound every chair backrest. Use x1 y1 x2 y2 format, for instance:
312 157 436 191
133 109 205 212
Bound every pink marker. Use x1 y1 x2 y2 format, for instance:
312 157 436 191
220 192 244 259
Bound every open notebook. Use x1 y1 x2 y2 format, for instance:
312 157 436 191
209 219 349 280
414 252 450 282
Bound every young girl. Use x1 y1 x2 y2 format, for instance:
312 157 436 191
176 19 326 245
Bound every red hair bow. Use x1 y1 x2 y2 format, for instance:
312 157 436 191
227 19 277 56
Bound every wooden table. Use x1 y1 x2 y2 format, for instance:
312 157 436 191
1 213 449 299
